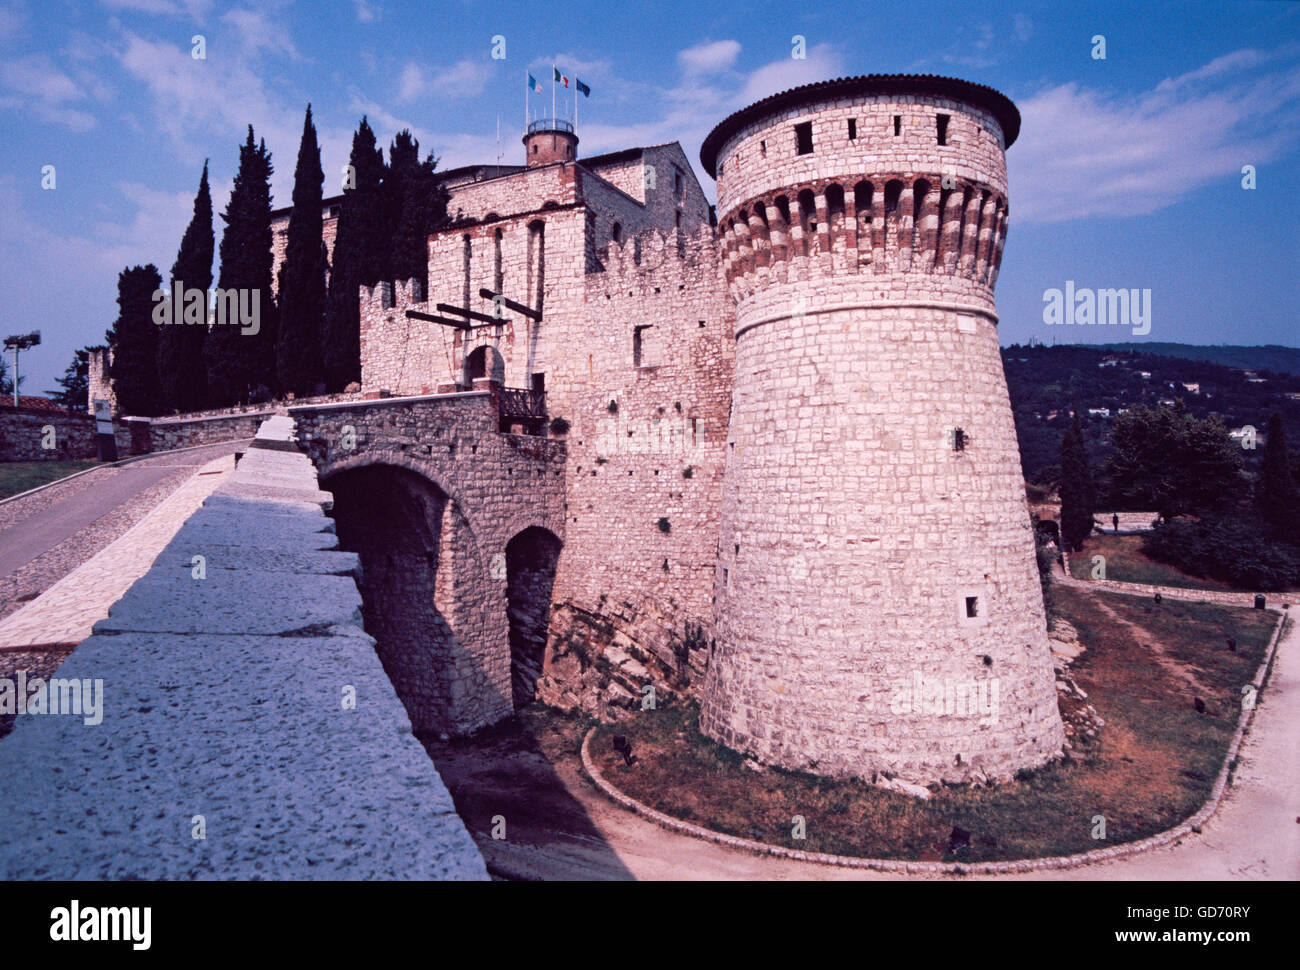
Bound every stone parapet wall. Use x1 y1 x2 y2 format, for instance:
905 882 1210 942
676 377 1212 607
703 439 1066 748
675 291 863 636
0 408 99 461
0 415 487 879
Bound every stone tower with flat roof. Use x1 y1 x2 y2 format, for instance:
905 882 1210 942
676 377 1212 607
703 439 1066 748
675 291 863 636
697 75 1065 785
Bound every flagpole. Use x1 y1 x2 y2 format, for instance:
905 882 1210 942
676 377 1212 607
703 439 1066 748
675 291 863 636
551 64 556 124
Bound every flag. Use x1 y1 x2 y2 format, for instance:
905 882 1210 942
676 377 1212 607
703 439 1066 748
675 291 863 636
554 67 569 88
528 73 539 92
576 77 591 97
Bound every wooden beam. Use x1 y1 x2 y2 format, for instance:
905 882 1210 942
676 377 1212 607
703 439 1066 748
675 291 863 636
478 288 542 321
435 303 501 326
404 309 469 330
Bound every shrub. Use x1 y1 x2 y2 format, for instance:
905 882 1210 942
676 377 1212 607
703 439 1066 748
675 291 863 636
1143 517 1300 590
656 516 671 534
549 416 571 435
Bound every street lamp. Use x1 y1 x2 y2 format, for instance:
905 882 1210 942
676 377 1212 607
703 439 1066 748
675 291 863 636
2 331 40 408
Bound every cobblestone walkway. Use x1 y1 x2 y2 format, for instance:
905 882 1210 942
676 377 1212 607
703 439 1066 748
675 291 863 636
0 455 234 649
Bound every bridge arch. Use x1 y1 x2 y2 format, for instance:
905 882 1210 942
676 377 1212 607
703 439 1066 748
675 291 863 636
505 526 563 709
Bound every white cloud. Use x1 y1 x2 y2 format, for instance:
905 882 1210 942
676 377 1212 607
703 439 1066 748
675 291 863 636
0 54 98 130
396 58 495 102
1011 48 1300 223
736 44 843 104
352 0 378 23
679 40 741 76
100 0 212 18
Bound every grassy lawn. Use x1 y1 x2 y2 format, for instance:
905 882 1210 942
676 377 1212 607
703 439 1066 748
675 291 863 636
0 460 101 500
1068 532 1238 592
588 585 1278 862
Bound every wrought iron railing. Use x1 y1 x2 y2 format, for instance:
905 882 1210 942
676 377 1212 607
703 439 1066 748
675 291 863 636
527 118 574 135
498 387 546 422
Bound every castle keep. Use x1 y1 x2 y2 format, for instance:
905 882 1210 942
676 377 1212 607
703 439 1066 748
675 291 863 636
193 75 1065 787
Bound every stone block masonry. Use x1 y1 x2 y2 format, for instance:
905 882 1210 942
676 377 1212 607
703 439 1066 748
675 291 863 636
0 415 487 879
698 75 1065 785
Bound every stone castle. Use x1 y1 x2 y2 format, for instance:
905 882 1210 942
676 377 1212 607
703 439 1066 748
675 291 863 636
100 74 1066 787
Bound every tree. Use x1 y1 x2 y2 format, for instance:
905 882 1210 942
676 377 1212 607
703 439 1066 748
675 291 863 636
107 264 164 416
383 129 450 289
1107 403 1243 519
205 126 277 405
1256 411 1300 538
0 354 24 397
1059 411 1097 551
157 161 214 412
47 347 91 411
323 116 386 391
276 105 328 396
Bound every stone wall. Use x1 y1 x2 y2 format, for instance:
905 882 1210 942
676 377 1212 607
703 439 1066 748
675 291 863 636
0 408 99 461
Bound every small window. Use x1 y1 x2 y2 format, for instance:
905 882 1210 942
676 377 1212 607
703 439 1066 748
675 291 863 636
328 204 341 219
893 115 902 136
794 121 813 155
633 324 656 367
611 222 622 244
532 143 538 154
936 113 950 146
847 118 857 140
965 596 979 619
952 427 966 451
675 211 682 230
674 169 684 197
760 139 766 156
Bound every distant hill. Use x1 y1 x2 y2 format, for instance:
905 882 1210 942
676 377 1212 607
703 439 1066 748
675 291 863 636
1085 343 1300 377
1000 343 1300 484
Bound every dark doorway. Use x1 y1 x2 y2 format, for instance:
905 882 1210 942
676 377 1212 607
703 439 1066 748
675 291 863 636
505 526 562 709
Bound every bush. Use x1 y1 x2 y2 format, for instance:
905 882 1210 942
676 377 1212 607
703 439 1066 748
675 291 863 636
1143 517 1300 590
548 416 570 435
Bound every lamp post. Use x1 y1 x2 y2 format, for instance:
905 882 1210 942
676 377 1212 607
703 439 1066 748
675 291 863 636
2 331 40 408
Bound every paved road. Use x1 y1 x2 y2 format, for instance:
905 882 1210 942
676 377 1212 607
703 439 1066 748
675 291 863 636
0 444 248 580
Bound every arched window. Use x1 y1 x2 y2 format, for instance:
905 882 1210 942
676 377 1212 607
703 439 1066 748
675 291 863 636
611 222 622 244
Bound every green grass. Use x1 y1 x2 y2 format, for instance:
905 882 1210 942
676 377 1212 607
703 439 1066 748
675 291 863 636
1068 532 1238 592
588 585 1278 862
0 460 101 500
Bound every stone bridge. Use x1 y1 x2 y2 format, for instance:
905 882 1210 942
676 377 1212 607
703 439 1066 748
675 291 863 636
288 387 567 737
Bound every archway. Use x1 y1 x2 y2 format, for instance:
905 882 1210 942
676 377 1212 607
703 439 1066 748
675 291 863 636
464 344 505 387
325 464 460 735
505 526 562 709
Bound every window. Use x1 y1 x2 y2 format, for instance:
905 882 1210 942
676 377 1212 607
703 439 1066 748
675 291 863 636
952 427 966 451
794 121 813 155
532 143 538 154
936 113 950 146
674 169 684 198
611 222 622 244
328 204 341 219
847 118 857 140
760 139 767 156
965 596 979 619
893 115 902 136
633 324 656 367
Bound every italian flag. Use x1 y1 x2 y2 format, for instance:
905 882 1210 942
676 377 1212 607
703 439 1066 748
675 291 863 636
554 67 569 88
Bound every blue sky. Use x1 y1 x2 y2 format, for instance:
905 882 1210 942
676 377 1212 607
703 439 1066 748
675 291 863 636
0 0 1297 394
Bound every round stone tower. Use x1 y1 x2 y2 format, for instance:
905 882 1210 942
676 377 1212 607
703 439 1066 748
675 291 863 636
698 75 1064 786
524 118 578 167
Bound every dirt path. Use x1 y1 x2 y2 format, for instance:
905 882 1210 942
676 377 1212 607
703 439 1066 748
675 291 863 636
432 595 1296 881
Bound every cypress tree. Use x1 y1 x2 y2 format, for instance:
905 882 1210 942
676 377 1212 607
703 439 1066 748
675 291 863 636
383 130 450 289
47 347 91 412
276 105 328 396
1256 412 1300 537
108 264 164 416
205 126 277 405
1059 410 1097 551
323 117 386 390
157 161 213 412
